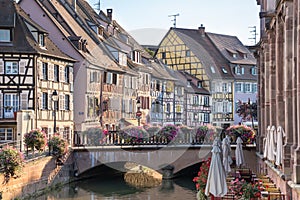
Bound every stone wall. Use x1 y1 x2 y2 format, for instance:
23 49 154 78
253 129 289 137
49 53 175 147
256 153 300 200
0 155 73 200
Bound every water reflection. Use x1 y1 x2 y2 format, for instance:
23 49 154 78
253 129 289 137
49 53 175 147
39 175 197 200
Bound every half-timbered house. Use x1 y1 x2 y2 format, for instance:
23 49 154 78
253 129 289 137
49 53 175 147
0 0 75 146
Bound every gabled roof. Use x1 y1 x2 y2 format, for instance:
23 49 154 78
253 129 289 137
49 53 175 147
168 28 233 80
207 32 256 65
0 0 75 62
34 0 122 71
177 71 210 95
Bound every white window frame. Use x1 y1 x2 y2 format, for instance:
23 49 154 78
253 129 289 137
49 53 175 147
244 83 251 93
4 94 19 118
0 128 13 141
235 83 243 92
5 61 18 74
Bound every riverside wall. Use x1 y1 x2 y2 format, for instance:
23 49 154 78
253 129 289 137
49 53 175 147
0 154 73 200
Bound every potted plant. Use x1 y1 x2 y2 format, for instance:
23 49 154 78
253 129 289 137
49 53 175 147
193 157 211 199
229 178 263 199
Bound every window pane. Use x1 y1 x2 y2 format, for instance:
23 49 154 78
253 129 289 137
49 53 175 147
0 29 10 42
6 128 13 140
5 61 18 74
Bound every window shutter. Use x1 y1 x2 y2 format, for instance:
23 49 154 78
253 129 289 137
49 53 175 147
0 93 2 118
37 61 43 79
59 66 65 82
69 67 73 83
59 94 64 110
38 92 42 110
228 83 232 92
21 93 28 110
48 92 52 110
19 61 26 74
0 61 3 74
129 99 133 113
69 95 73 111
48 63 54 81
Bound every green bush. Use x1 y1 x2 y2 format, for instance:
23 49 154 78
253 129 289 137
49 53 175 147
48 134 68 157
0 146 24 181
24 129 47 151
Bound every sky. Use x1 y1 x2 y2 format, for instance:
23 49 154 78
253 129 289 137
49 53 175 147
88 0 261 46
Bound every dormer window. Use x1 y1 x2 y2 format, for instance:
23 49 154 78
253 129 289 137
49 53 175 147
132 50 141 63
0 29 11 42
251 66 258 75
234 65 241 74
232 53 237 58
210 66 216 73
187 79 192 87
221 67 228 74
197 81 202 88
39 33 45 47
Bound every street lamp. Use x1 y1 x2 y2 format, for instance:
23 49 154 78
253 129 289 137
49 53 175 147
136 97 142 126
52 90 58 134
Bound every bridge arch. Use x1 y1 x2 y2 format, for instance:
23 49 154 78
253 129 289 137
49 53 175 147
72 145 212 179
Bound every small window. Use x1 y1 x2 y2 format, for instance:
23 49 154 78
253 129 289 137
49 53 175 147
244 83 251 93
210 66 216 73
251 67 258 75
204 113 209 123
113 73 117 85
234 65 241 75
65 94 70 110
5 61 18 74
39 34 45 46
197 81 202 88
42 62 48 80
233 53 237 58
42 92 48 110
161 52 166 59
65 66 70 83
54 64 59 82
221 67 228 74
186 50 191 57
0 29 11 42
235 83 243 92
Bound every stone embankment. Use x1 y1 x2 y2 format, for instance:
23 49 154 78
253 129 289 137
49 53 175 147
0 152 72 200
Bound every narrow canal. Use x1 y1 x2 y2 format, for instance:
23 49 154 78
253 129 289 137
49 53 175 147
36 174 197 200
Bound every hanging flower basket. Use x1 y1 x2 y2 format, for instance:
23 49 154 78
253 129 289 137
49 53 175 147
225 125 256 144
156 124 178 143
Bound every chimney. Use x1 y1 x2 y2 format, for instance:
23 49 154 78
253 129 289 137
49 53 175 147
107 9 113 21
198 24 205 37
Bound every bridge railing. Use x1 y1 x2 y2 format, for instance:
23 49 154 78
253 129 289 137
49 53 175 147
74 131 212 146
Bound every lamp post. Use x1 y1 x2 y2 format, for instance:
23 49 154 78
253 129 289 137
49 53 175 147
136 97 142 126
52 90 58 134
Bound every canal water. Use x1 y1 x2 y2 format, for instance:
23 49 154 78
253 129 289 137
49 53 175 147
36 175 197 200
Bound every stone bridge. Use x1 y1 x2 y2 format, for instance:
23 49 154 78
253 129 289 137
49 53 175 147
70 144 257 179
71 144 214 179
